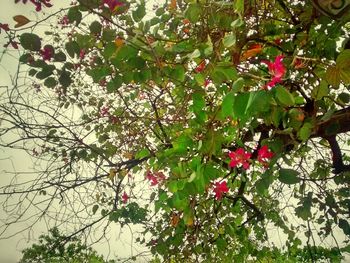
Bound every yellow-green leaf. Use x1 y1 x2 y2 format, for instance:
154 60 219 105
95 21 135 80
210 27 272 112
325 65 341 87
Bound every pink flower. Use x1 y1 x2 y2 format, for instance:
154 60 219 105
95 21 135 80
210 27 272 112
103 0 124 11
204 79 212 87
195 61 205 73
79 49 86 60
213 181 229 200
257 145 274 166
40 46 54 61
146 171 165 186
100 106 110 117
229 148 252 170
59 15 69 27
122 191 129 203
262 55 286 89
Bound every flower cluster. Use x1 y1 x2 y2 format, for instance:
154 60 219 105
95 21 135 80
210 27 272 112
229 145 274 170
146 170 166 186
262 55 286 89
257 145 274 166
40 46 54 61
229 148 252 170
15 0 52 12
213 181 229 200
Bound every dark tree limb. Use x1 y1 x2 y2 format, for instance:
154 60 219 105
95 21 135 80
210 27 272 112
324 135 350 174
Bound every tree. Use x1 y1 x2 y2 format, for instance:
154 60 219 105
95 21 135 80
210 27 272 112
19 227 109 263
0 0 350 261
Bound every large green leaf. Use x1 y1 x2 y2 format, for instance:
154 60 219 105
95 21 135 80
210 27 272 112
221 92 235 117
65 41 80 58
278 168 300 184
233 92 250 119
339 218 350 237
20 33 41 51
185 3 201 23
67 6 82 25
223 33 236 48
325 65 341 87
275 86 295 107
132 4 146 22
336 49 350 68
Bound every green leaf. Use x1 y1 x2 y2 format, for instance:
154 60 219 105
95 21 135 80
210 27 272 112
234 0 244 16
173 134 193 153
20 33 41 51
231 77 244 93
336 49 350 68
171 193 188 211
223 33 236 48
295 205 311 220
89 21 102 34
132 4 146 22
192 92 206 118
102 29 116 42
325 66 341 87
278 169 300 184
59 70 72 88
211 64 237 84
172 65 185 82
183 208 194 226
216 237 227 251
338 92 350 104
87 66 112 82
221 92 235 118
65 41 80 58
298 122 313 141
185 3 201 23
275 86 295 106
92 204 99 215
194 73 205 86
44 77 57 88
233 92 250 119
339 218 350 236
36 65 55 80
28 69 37 76
248 90 272 113
231 17 244 28
54 51 66 62
67 7 82 25
135 149 150 159
312 80 329 100
168 181 178 193
335 52 350 77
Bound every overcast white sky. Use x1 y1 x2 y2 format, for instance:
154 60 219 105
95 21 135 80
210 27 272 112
0 1 349 262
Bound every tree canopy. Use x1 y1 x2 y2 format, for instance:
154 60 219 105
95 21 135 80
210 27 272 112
1 0 350 262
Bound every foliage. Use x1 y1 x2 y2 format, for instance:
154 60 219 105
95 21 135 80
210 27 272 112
1 0 350 262
19 227 109 263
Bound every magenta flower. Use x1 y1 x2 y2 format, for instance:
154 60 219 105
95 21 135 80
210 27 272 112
100 106 110 117
257 145 274 166
103 0 124 11
122 191 129 203
40 46 54 61
146 171 165 186
262 55 286 89
79 49 86 60
213 181 229 200
229 148 252 170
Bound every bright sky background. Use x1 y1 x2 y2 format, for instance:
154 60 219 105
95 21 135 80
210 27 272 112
0 1 349 262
